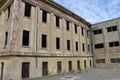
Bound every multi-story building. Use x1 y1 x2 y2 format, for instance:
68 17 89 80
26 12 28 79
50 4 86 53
0 0 92 80
92 18 120 67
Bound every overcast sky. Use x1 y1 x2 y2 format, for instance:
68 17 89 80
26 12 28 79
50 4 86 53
54 0 120 24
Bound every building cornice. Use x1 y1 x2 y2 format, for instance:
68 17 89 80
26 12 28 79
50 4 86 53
42 0 91 26
0 51 93 57
0 0 14 12
0 0 91 26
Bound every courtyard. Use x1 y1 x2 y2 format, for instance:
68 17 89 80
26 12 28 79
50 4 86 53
43 68 120 80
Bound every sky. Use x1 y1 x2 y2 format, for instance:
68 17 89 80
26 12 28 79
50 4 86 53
54 0 120 24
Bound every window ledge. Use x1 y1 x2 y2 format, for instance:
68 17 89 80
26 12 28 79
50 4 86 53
67 50 71 51
41 48 48 50
24 16 31 19
66 29 70 31
22 46 31 48
42 22 48 24
56 49 61 51
56 26 60 29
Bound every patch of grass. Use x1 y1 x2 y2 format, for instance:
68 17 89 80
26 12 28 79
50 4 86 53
43 70 49 76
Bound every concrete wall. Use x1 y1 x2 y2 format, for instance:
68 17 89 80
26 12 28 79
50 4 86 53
0 0 93 79
0 56 93 80
92 18 120 67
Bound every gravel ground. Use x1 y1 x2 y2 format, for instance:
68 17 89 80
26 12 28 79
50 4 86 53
43 68 120 80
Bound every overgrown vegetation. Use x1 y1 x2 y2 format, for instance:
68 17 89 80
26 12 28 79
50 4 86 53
43 70 49 76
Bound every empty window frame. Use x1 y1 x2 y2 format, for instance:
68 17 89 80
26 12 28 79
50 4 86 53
75 24 78 33
1 62 4 80
77 60 80 70
22 62 30 78
96 59 105 63
8 5 11 19
88 44 90 52
67 40 70 50
82 43 85 52
24 3 31 17
42 10 47 23
41 34 47 48
66 20 70 31
57 61 62 73
76 42 78 51
95 43 104 49
107 26 117 32
84 60 87 69
90 60 92 67
56 16 60 27
56 37 60 49
5 32 8 46
42 62 48 76
68 61 72 72
81 27 84 36
22 30 30 46
111 58 120 63
87 30 89 37
109 41 119 47
93 29 102 35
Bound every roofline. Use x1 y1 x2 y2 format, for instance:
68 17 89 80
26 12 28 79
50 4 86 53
92 17 120 25
0 0 91 26
47 0 91 26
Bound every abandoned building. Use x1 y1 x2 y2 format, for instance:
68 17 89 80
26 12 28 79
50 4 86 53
92 18 120 67
0 0 120 80
0 0 92 80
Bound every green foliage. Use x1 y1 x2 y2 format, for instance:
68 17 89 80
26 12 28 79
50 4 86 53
70 70 76 74
43 70 49 76
78 68 84 73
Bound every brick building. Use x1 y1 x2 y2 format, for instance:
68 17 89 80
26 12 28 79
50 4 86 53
0 0 92 80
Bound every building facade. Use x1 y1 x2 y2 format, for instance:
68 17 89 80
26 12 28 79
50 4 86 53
0 0 92 80
92 18 120 67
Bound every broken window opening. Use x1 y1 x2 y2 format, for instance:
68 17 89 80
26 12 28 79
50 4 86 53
22 30 30 46
5 32 8 46
42 34 47 48
67 40 70 50
56 37 60 49
42 10 47 23
66 20 70 31
76 42 78 51
24 3 31 17
56 16 60 27
22 62 30 78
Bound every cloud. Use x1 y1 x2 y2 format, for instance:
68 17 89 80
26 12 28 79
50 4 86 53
54 0 120 24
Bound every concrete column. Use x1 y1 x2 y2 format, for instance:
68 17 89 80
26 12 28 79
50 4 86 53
85 29 88 54
10 0 21 51
71 23 74 54
117 24 120 43
32 4 38 53
102 27 110 64
79 27 82 54
50 13 55 53
62 18 66 54
90 28 96 67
